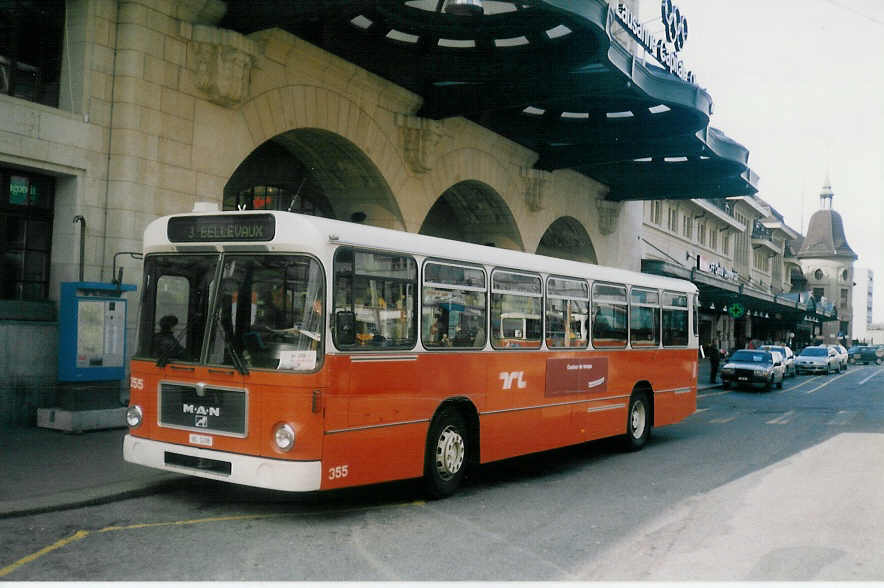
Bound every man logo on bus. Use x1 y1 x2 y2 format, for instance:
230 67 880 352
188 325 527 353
499 371 527 390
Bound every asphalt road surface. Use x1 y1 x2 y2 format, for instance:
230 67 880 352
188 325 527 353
2 366 882 581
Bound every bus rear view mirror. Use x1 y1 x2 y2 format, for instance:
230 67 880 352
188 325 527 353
335 311 355 345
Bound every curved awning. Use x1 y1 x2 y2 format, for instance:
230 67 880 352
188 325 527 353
220 0 758 201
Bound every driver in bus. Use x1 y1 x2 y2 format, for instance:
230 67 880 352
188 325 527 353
152 314 183 358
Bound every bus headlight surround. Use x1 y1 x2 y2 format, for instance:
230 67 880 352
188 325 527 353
273 423 296 452
126 405 143 428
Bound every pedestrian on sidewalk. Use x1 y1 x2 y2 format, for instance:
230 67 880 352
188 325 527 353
708 342 721 384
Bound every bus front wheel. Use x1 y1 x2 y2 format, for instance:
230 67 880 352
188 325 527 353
624 392 651 451
424 407 468 499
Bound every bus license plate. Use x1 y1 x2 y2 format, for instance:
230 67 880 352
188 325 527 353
738 377 748 381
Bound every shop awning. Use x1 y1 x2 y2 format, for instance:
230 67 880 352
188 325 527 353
642 259 838 324
220 0 758 201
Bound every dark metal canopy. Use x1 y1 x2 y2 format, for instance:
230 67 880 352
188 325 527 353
220 0 758 201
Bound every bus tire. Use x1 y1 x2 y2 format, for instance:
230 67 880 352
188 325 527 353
624 392 651 451
424 407 468 499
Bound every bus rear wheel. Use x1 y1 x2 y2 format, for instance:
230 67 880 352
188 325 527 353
424 407 468 499
624 392 651 451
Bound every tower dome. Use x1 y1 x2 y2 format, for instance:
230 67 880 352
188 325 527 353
797 178 857 260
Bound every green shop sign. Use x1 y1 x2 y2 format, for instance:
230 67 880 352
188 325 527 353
727 302 746 319
9 176 38 206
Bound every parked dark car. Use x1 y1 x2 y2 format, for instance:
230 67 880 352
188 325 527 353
719 349 785 391
849 345 884 365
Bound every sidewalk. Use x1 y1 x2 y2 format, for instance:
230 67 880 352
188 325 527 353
1 367 721 519
0 426 180 519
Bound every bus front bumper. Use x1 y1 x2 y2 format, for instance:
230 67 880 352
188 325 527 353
123 434 322 492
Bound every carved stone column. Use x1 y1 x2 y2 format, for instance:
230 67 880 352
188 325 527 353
191 25 258 107
395 114 443 174
596 198 622 235
521 168 550 212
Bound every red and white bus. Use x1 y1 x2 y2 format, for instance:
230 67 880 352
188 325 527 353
124 210 698 497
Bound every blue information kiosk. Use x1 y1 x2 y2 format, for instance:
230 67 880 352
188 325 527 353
38 281 137 432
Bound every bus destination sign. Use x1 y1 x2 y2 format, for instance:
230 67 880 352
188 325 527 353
167 214 276 242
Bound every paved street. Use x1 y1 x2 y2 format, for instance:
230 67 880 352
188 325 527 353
2 366 882 581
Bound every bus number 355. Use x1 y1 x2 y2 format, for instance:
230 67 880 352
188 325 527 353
328 465 349 480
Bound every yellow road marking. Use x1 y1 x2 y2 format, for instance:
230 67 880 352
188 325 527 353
0 530 89 577
0 500 425 578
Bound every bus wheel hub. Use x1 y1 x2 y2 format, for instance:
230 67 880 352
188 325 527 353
435 426 465 479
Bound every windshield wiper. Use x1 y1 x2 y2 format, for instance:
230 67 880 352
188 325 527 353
215 307 249 375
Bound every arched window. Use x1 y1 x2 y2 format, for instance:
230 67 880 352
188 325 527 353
814 269 824 281
224 185 332 218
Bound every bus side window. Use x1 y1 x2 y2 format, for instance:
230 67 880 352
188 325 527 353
591 283 627 348
490 270 542 350
422 262 487 349
333 247 417 350
629 287 660 347
545 276 588 349
662 290 689 347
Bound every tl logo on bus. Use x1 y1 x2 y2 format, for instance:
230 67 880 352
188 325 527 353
499 371 527 390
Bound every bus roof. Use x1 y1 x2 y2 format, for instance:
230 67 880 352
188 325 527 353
144 210 698 294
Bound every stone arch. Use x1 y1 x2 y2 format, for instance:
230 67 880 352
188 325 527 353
226 85 413 229
536 216 598 264
223 128 404 228
418 180 524 251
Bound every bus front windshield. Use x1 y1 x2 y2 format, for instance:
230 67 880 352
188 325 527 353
137 254 324 372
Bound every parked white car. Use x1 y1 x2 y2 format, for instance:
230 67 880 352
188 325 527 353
760 344 796 377
828 344 848 372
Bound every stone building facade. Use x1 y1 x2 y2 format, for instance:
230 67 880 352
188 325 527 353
1 0 647 424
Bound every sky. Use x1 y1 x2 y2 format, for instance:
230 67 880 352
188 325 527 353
636 0 884 323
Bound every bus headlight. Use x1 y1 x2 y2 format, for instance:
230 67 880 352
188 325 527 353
126 405 143 428
273 423 295 452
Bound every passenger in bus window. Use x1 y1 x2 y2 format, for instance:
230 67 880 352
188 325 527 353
430 310 449 345
472 318 485 347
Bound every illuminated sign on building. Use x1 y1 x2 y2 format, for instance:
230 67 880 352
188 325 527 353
614 0 696 85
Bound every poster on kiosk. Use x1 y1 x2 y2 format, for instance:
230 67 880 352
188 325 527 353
58 282 136 382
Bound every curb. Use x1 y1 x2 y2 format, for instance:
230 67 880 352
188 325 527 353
0 475 183 520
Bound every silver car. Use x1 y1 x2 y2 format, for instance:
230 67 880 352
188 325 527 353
796 346 838 374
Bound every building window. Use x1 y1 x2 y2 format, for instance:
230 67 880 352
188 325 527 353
650 201 662 225
841 269 849 281
667 206 678 231
813 287 825 300
0 0 65 107
697 223 706 246
0 168 55 300
722 233 730 255
710 227 718 251
814 269 824 281
682 215 692 239
840 288 848 309
224 185 333 217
